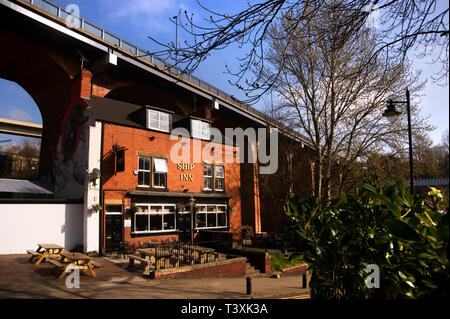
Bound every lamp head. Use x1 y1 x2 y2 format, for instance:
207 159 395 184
382 100 401 123
89 168 101 185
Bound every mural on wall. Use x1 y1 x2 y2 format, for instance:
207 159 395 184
54 97 92 199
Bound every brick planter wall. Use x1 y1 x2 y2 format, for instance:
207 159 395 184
280 263 308 276
227 249 271 273
150 257 247 279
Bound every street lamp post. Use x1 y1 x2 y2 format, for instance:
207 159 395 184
189 196 195 245
382 88 414 194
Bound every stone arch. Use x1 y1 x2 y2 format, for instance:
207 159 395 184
0 28 75 179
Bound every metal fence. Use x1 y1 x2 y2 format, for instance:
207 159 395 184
143 241 227 270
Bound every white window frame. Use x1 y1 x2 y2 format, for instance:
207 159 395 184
195 204 227 230
214 165 225 191
138 156 151 187
191 119 211 140
133 204 176 233
105 205 123 215
153 158 168 189
147 109 170 132
203 164 213 191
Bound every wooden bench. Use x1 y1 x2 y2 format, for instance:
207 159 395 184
129 255 155 276
128 255 152 268
90 260 103 268
26 249 41 262
46 258 64 268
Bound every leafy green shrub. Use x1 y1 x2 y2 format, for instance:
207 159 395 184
283 175 449 299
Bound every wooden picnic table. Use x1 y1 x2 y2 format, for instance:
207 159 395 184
136 248 176 271
27 243 65 265
49 251 102 279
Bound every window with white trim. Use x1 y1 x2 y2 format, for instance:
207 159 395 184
191 119 211 140
215 165 224 191
153 158 168 188
134 204 176 233
203 163 225 191
147 109 170 132
195 204 227 229
138 156 151 187
203 164 213 190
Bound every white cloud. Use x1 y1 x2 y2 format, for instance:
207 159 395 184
7 108 34 123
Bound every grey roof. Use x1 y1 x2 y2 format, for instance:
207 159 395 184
84 96 239 146
84 96 146 129
0 178 54 194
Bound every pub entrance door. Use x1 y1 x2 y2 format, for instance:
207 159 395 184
177 209 193 243
105 205 123 253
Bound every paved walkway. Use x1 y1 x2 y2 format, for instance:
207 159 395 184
0 254 310 299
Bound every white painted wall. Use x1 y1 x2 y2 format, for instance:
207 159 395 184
0 203 83 254
83 121 102 253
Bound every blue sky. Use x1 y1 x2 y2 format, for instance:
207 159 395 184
0 0 448 147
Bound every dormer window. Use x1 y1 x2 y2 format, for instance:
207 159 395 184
147 109 170 132
191 119 211 140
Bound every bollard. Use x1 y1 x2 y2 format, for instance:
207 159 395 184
302 273 307 288
246 277 252 295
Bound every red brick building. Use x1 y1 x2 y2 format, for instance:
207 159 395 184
84 96 244 253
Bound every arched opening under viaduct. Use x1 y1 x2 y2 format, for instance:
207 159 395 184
0 28 80 196
0 78 42 180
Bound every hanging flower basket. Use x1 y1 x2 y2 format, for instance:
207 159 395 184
91 203 102 213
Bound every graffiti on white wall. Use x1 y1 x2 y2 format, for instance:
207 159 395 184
54 98 92 199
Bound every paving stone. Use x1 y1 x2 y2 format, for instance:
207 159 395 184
0 254 309 299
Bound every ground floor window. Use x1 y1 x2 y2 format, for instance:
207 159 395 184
195 204 227 229
134 204 176 233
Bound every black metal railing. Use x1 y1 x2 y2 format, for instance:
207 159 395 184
136 241 228 270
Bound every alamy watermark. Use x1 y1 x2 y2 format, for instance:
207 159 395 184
365 264 380 288
65 4 81 29
65 267 80 289
169 127 279 174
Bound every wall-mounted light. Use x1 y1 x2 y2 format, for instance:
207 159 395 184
89 168 101 186
149 136 155 141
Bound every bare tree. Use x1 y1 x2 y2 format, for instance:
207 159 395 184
0 139 40 179
149 0 448 104
259 4 432 200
